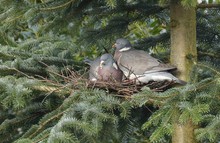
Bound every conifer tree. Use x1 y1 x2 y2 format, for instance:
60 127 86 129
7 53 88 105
0 0 220 143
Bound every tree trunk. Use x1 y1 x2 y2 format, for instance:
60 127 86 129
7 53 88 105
172 121 197 143
170 0 197 143
170 0 197 81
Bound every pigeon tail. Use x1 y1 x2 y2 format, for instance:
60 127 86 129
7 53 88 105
175 79 187 85
157 72 187 85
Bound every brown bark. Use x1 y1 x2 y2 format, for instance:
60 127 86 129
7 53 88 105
170 0 197 143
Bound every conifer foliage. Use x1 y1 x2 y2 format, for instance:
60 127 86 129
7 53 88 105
0 0 220 142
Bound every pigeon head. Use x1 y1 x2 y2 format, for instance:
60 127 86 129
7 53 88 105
99 53 118 70
112 38 132 51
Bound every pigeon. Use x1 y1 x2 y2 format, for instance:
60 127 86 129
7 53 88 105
98 53 123 82
112 38 186 85
84 53 123 82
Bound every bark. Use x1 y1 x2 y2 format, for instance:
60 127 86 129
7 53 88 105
170 0 197 143
172 121 197 143
170 0 197 81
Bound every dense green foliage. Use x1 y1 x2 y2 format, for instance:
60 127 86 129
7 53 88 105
0 0 220 143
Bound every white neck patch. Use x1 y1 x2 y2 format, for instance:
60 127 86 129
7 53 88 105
119 47 131 52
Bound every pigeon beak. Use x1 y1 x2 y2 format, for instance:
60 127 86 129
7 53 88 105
99 60 104 69
112 43 116 48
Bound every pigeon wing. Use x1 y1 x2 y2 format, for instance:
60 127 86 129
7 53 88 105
118 49 176 75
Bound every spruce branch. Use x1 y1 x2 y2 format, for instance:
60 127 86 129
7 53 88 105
197 4 220 9
39 0 76 11
5 14 23 23
197 63 220 75
34 134 49 143
0 31 18 47
28 111 64 139
4 66 35 79
198 51 220 58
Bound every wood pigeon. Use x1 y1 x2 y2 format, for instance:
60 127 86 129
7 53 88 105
112 38 186 85
84 53 123 82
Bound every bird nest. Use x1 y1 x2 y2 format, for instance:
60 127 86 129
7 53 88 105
36 69 176 96
66 71 176 96
86 80 175 96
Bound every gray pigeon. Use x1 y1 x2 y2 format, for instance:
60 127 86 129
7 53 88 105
84 53 123 82
98 53 123 82
112 38 186 85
